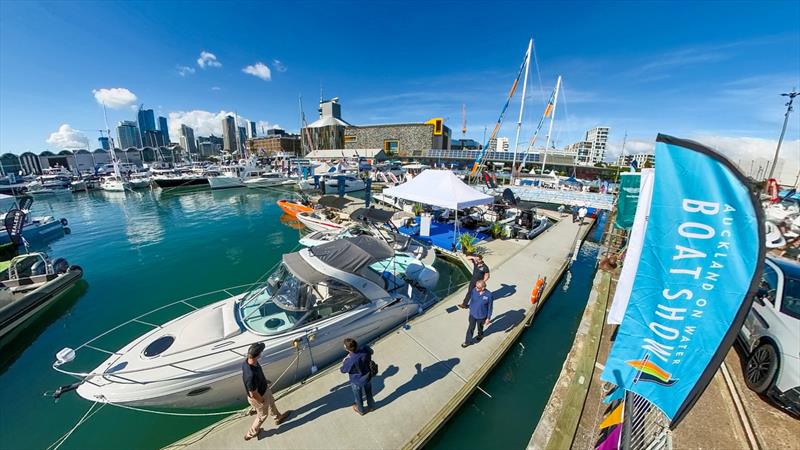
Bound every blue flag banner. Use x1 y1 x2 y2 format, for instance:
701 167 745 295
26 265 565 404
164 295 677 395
600 134 764 426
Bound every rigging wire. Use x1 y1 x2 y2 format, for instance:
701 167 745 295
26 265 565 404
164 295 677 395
531 39 546 106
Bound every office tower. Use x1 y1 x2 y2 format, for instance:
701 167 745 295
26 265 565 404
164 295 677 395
98 136 110 150
222 116 237 152
117 120 142 148
179 124 197 154
158 116 170 143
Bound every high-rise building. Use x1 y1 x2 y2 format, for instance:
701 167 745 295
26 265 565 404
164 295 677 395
248 121 257 139
137 108 156 135
222 116 237 152
179 124 197 154
238 126 247 151
143 130 165 147
197 142 216 157
566 126 610 165
98 136 110 150
117 121 142 149
158 116 170 143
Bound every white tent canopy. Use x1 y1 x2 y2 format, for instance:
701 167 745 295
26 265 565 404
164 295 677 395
382 169 492 209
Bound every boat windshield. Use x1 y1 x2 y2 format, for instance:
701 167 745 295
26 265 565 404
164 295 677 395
239 263 371 335
239 264 311 335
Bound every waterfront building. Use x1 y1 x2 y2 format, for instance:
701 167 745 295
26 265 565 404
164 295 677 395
616 152 655 168
197 134 223 153
158 116 170 143
246 134 301 156
565 126 609 165
343 119 450 158
301 98 352 154
143 130 166 148
248 121 257 139
117 120 142 149
98 136 110 150
266 128 288 137
179 124 197 154
197 141 216 158
451 139 482 150
222 116 237 152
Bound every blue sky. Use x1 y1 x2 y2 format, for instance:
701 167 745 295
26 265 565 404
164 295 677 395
1 1 798 177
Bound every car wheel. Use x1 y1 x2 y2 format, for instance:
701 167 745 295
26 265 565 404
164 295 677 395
744 343 779 394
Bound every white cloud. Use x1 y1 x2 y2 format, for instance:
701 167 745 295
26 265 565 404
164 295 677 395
46 124 88 149
211 86 221 91
92 87 138 109
177 65 196 76
254 120 281 135
242 62 271 81
272 59 287 72
197 51 222 68
694 135 799 184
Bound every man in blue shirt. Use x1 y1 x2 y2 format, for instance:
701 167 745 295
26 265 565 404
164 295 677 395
459 280 493 347
340 338 376 415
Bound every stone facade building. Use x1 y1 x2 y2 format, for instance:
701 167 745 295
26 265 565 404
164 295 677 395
246 135 301 156
343 119 451 158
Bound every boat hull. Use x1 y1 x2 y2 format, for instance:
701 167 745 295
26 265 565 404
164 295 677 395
277 200 313 218
296 212 346 232
153 177 209 189
75 298 418 409
208 176 244 190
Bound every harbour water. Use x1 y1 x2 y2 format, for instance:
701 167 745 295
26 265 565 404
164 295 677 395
0 188 602 450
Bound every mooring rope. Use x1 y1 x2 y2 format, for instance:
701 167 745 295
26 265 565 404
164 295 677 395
46 401 106 450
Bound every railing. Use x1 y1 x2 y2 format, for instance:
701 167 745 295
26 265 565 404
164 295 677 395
623 391 672 450
52 282 266 382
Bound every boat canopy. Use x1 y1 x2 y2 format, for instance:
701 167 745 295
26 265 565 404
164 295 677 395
311 236 394 273
317 195 352 210
349 207 395 223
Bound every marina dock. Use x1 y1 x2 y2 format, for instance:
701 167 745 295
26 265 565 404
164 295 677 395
167 212 594 450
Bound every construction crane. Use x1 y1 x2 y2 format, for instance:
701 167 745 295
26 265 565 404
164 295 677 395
461 104 467 139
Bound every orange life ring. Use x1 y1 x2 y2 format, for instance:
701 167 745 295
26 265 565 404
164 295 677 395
530 278 544 304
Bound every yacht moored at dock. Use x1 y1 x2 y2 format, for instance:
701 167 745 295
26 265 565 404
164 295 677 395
52 236 438 408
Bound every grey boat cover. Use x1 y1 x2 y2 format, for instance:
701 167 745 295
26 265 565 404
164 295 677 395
349 207 395 223
317 195 352 210
282 236 394 284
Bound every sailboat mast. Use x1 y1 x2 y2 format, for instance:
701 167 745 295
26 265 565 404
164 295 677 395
541 75 561 173
511 38 532 184
101 102 122 178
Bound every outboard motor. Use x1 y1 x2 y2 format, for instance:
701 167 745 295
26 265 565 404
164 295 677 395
405 261 439 290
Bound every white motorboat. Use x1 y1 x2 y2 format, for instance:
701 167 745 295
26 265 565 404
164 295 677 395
323 174 366 193
52 236 439 408
295 209 350 232
0 253 83 342
99 175 130 192
127 172 152 190
0 195 68 244
70 180 88 192
300 208 434 264
209 159 289 190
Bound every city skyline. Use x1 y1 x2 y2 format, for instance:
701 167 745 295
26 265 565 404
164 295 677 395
1 1 798 180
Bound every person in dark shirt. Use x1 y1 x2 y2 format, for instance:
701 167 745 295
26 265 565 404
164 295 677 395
340 338 375 415
460 254 490 307
242 342 291 441
460 280 494 347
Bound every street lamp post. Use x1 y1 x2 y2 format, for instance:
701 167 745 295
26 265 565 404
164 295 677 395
767 90 798 180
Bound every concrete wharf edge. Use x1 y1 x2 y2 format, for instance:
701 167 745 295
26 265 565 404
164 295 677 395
167 214 593 450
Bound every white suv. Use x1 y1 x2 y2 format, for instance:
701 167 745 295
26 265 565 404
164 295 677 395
738 256 800 417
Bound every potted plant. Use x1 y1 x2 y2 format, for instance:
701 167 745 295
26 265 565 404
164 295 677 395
458 233 477 254
412 202 424 217
488 221 505 239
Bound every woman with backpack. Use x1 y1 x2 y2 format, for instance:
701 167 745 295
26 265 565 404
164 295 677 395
340 337 377 415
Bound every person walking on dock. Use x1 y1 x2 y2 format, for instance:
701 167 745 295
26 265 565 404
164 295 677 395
460 280 493 348
460 254 490 307
578 204 588 225
242 343 291 441
571 204 579 223
341 338 376 415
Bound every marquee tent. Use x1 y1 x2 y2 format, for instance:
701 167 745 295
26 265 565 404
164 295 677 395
382 169 492 210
